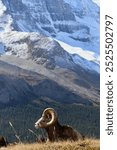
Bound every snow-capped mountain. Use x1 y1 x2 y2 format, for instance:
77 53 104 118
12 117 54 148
0 0 100 106
0 31 99 73
0 0 100 73
0 31 75 70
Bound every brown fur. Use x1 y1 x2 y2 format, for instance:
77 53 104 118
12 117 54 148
45 121 83 142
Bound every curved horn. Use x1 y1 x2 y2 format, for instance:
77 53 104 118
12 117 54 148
43 108 58 126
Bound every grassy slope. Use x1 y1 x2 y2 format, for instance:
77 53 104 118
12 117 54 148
4 139 100 150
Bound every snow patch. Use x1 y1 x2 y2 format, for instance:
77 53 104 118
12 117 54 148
0 0 13 32
0 0 6 16
56 39 100 73
56 39 99 62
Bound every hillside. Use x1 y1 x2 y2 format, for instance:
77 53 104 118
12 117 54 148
0 57 99 105
4 139 100 150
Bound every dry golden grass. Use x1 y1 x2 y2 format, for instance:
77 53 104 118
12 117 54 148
2 138 100 150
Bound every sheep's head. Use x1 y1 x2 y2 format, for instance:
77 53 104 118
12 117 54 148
35 108 58 128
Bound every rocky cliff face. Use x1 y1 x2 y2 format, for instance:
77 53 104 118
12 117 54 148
2 0 100 53
0 31 99 72
0 0 100 72
0 31 74 70
2 0 78 33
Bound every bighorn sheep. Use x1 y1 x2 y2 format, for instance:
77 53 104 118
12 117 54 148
0 136 7 147
35 108 83 142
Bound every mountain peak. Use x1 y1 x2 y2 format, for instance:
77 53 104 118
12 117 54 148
0 0 100 73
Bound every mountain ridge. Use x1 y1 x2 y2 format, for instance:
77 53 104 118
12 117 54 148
0 0 100 106
0 0 100 73
0 55 99 105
